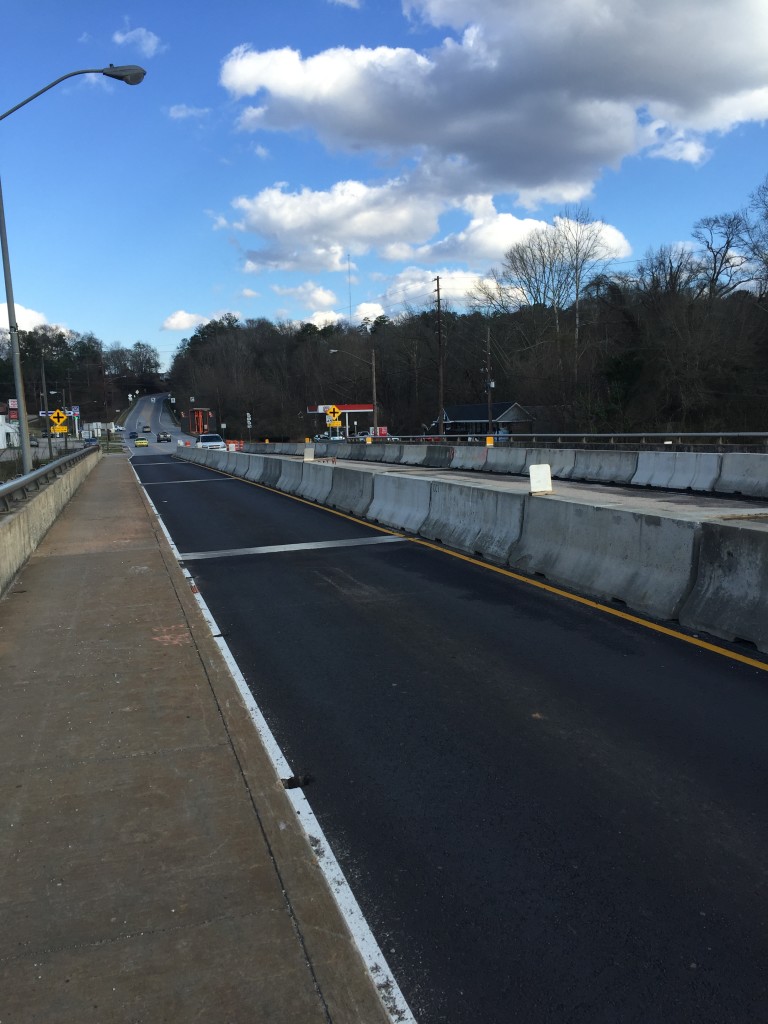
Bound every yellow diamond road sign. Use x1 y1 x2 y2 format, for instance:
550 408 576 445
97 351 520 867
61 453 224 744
325 404 341 418
49 409 67 427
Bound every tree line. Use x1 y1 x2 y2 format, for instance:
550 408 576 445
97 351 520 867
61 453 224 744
169 179 768 438
0 327 161 423
3 176 767 437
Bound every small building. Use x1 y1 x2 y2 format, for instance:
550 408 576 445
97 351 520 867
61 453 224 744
436 402 568 435
0 402 20 449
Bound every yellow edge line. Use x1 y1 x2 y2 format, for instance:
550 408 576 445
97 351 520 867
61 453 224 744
408 537 768 673
183 460 768 673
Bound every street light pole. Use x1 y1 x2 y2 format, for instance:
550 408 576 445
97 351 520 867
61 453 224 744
0 175 31 470
0 65 146 474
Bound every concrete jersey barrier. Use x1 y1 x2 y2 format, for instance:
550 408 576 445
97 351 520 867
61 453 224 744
277 459 304 495
326 465 375 517
450 447 489 472
245 455 267 483
199 442 768 501
631 451 722 492
296 462 334 504
714 453 768 498
679 519 768 652
508 497 700 621
524 448 577 479
420 480 526 564
572 449 639 485
367 473 432 532
484 448 528 475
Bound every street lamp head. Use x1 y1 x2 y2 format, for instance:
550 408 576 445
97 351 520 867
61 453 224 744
102 64 147 86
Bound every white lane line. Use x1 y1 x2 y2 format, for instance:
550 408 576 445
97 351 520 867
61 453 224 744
179 535 407 561
142 477 234 484
136 476 416 1024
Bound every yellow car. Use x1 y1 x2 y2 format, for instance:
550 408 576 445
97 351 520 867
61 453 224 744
134 437 149 447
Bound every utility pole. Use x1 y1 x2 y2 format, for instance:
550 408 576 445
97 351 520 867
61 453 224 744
434 275 444 435
485 327 494 435
65 369 73 450
371 344 378 433
41 351 53 460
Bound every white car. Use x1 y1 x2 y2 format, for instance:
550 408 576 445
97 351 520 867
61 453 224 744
195 433 227 450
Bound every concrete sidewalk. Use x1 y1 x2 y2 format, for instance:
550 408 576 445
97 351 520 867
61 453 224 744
0 454 391 1023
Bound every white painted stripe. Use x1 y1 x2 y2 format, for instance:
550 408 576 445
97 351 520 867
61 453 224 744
135 470 416 1024
143 477 233 484
180 535 407 561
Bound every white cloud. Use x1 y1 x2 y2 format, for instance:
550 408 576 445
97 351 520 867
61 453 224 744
0 303 48 332
234 178 443 271
329 0 360 6
113 24 166 58
240 288 259 298
354 301 385 322
169 104 209 119
306 309 343 328
161 310 209 331
382 267 480 311
221 1 768 205
215 0 766 309
647 132 710 164
230 181 629 278
397 197 550 263
273 281 338 309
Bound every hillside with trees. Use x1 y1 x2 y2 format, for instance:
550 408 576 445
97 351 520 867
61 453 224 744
3 177 767 438
0 328 161 425
168 179 768 438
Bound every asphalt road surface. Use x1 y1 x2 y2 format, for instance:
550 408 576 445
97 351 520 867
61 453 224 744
132 451 768 1024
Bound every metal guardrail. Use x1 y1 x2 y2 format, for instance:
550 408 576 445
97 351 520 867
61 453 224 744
390 431 768 448
0 446 98 513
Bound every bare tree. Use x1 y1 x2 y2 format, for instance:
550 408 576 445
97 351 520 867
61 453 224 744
692 213 752 299
739 175 768 299
556 205 617 381
469 225 573 322
468 206 616 388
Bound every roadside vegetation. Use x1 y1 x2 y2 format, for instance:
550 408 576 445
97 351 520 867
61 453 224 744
2 177 767 439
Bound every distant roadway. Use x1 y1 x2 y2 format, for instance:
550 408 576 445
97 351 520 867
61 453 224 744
128 402 768 1024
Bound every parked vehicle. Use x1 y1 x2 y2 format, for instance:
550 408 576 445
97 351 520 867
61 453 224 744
352 428 399 441
195 433 227 450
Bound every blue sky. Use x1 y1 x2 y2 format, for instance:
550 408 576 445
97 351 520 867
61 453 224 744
1 0 767 370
